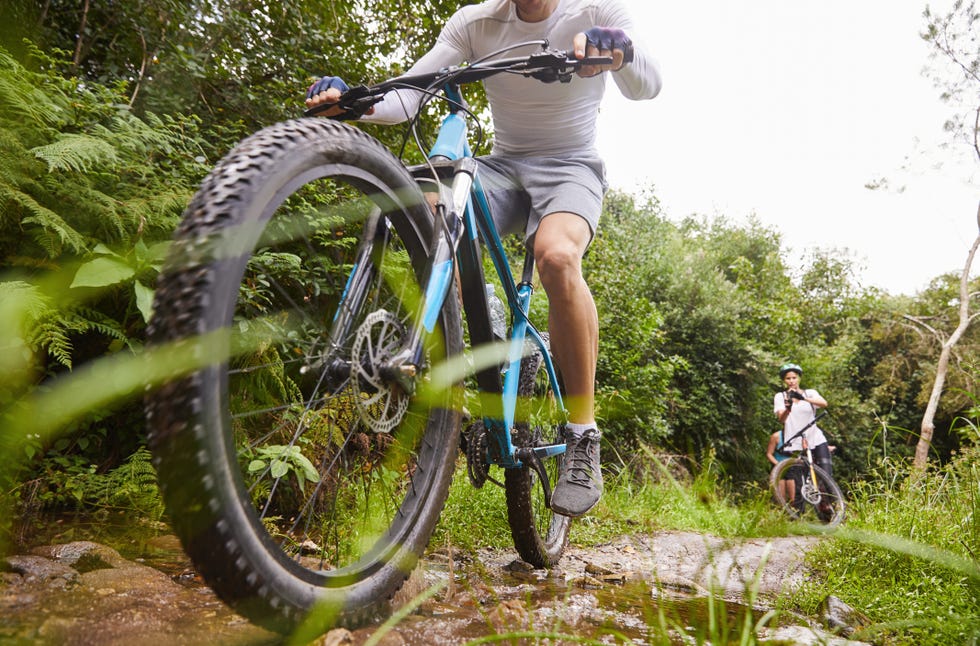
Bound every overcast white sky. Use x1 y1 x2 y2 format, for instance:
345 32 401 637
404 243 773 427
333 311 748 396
597 0 979 295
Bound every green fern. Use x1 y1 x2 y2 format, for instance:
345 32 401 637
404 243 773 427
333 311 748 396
31 133 120 173
99 447 163 518
1 281 128 370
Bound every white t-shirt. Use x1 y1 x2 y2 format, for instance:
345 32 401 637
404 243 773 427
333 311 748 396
365 0 662 157
773 389 828 451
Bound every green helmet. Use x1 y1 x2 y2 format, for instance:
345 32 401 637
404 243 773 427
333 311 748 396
779 363 803 378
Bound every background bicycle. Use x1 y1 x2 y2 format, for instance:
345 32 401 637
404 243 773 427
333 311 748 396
145 47 606 633
768 411 846 527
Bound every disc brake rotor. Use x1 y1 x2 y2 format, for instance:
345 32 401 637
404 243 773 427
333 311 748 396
351 309 410 433
801 481 822 504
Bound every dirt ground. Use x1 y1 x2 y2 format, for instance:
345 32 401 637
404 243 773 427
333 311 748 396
1 532 871 645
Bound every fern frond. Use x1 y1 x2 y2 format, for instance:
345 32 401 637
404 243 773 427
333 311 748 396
31 133 119 173
101 447 163 517
0 281 75 368
0 50 63 130
70 306 130 345
17 193 89 256
27 318 74 368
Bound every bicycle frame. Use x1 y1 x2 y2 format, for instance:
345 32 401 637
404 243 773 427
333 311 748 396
340 82 567 470
777 410 837 512
800 438 820 491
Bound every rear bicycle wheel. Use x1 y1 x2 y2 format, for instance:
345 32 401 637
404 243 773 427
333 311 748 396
146 118 463 632
769 458 845 527
505 334 571 566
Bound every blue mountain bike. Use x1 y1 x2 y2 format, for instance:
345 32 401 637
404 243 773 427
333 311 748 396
146 44 610 632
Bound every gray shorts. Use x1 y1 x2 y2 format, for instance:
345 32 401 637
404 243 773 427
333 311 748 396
475 154 607 246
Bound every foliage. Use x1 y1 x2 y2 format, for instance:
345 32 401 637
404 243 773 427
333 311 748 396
4 0 471 159
0 43 207 363
794 446 980 645
922 0 980 166
24 445 163 519
432 461 515 552
247 443 321 495
585 191 675 448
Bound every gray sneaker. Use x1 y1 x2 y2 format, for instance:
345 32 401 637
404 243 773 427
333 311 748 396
551 428 603 517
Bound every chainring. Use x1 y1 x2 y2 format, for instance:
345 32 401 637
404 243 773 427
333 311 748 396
350 309 410 433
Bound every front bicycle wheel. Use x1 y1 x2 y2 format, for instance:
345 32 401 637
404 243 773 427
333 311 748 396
769 458 845 527
505 334 571 566
146 118 463 632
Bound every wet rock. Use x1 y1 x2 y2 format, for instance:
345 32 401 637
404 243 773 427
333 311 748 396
584 560 613 576
4 554 79 589
315 627 354 645
651 573 708 596
1 539 279 645
570 574 604 589
30 540 127 571
487 598 530 631
0 531 870 645
504 558 535 574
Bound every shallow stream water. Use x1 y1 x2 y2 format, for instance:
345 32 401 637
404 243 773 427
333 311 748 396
3 512 842 645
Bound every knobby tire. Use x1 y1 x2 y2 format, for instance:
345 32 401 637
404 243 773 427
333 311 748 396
146 118 463 632
504 334 571 566
769 458 845 527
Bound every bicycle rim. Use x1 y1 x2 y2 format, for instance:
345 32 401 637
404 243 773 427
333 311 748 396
505 334 570 566
769 458 845 527
146 119 462 631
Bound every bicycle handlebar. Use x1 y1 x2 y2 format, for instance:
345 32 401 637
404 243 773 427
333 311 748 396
303 48 614 120
781 410 829 449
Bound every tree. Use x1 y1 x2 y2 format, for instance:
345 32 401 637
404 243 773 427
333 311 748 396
4 0 467 155
912 1 980 468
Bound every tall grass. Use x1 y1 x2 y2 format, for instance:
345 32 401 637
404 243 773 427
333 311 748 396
435 436 979 645
791 443 980 644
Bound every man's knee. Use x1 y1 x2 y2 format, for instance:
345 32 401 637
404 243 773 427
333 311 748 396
535 244 582 288
533 213 590 288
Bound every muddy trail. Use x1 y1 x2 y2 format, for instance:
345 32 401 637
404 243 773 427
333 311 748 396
1 529 870 645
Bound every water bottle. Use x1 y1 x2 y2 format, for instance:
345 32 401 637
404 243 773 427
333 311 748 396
485 283 507 340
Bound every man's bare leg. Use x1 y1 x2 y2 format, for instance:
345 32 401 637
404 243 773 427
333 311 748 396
533 212 602 517
532 213 596 424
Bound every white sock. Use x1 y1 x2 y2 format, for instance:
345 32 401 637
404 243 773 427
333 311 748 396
565 422 596 439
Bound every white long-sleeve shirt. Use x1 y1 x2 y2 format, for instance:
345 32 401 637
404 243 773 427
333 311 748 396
773 389 829 451
365 0 662 157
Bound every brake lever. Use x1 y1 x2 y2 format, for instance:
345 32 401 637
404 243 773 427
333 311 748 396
527 54 615 83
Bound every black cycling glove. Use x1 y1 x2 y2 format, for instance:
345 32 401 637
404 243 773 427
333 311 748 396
583 26 635 65
306 76 349 99
789 390 806 401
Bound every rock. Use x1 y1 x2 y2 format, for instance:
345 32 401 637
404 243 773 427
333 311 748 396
316 627 354 645
30 541 128 571
3 554 79 589
0 531 865 645
1 539 279 645
821 594 872 637
760 624 871 645
584 560 613 576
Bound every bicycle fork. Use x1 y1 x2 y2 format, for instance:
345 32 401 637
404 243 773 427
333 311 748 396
325 158 477 395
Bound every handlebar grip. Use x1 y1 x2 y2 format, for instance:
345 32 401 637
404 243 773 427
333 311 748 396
303 102 339 118
303 85 379 120
576 55 615 66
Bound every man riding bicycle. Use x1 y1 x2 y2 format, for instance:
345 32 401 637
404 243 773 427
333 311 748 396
306 0 662 517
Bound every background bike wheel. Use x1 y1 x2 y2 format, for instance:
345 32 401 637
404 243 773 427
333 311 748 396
769 459 845 527
505 333 571 566
145 118 463 632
